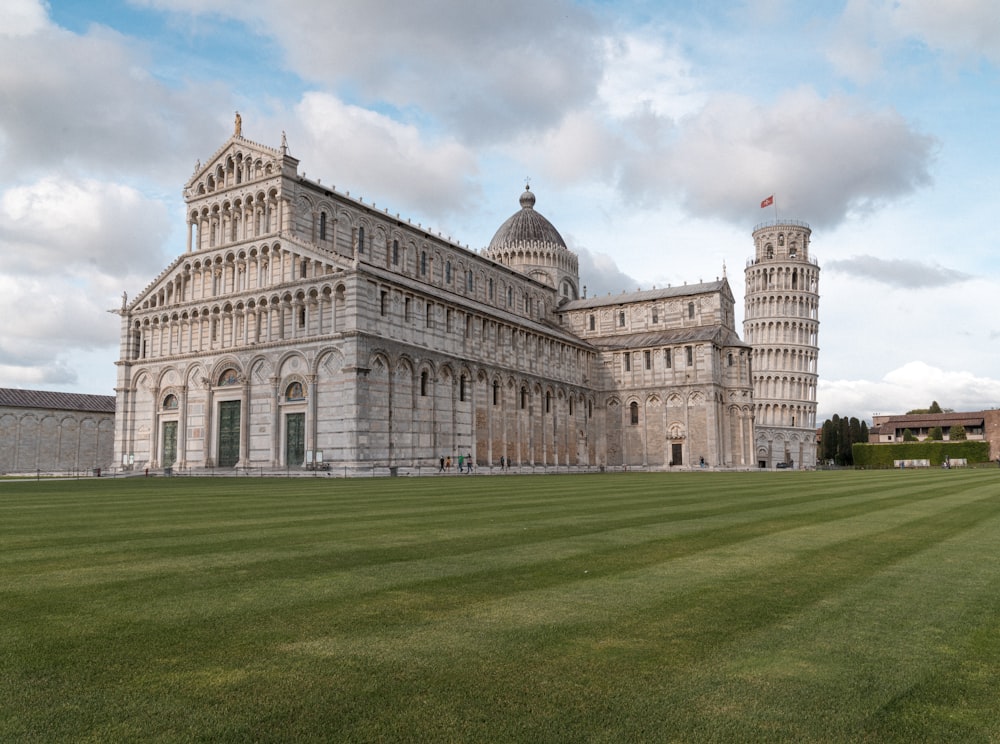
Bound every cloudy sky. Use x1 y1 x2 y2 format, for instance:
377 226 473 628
2 0 998 421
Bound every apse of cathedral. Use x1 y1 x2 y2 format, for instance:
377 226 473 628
113 121 817 473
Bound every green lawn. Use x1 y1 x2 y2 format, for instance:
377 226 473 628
2 470 999 742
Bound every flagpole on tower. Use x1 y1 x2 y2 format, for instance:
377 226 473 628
760 194 777 222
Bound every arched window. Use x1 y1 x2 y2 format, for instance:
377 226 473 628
319 212 327 241
421 251 427 275
488 277 494 300
420 370 428 397
520 387 527 409
445 261 452 283
688 302 695 319
285 381 304 400
357 226 365 254
630 401 639 425
467 270 474 292
493 380 500 406
162 394 178 410
589 314 595 331
218 368 239 386
460 375 467 402
619 311 625 327
545 391 551 413
392 239 399 265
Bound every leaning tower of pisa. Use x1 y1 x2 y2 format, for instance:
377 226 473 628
744 220 820 469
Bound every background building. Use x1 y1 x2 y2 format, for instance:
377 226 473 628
744 220 820 468
0 388 115 474
112 124 756 474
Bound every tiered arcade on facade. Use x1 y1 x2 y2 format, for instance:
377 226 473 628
113 124 766 474
743 220 821 468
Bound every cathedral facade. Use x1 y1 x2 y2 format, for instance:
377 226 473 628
113 126 757 474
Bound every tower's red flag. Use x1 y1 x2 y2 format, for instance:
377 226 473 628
760 195 774 208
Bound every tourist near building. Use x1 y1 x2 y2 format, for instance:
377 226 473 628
111 118 776 474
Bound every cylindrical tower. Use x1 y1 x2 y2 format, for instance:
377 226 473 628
744 219 820 469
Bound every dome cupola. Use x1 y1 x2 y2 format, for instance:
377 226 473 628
485 185 579 300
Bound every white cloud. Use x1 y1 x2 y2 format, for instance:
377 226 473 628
0 176 172 386
825 0 892 83
0 177 172 277
892 0 1000 64
291 93 479 221
820 361 1000 420
139 0 604 144
618 87 937 227
598 33 705 121
2 0 47 37
0 10 226 182
825 255 972 288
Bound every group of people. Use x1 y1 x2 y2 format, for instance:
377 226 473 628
439 454 474 474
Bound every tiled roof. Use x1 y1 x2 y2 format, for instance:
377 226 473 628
878 413 985 430
561 280 729 311
0 388 116 414
585 325 749 351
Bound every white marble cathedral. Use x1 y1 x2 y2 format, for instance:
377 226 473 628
113 121 759 474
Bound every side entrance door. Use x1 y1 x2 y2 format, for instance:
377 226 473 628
162 421 177 467
671 442 683 467
217 400 241 468
285 413 305 467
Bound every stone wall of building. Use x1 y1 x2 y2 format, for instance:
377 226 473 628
0 390 115 473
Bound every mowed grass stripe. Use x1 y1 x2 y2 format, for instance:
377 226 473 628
2 472 976 604
2 470 999 742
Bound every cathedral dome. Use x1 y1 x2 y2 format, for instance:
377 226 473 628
487 186 567 251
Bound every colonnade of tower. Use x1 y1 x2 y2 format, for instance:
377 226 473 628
744 219 820 468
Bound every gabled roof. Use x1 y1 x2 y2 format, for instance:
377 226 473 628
184 133 289 191
560 279 732 311
585 325 748 351
872 412 986 432
0 388 115 413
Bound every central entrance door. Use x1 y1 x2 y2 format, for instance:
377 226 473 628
285 412 305 467
217 400 241 467
161 421 177 467
671 442 683 466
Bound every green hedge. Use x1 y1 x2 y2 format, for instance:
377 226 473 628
853 440 991 468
